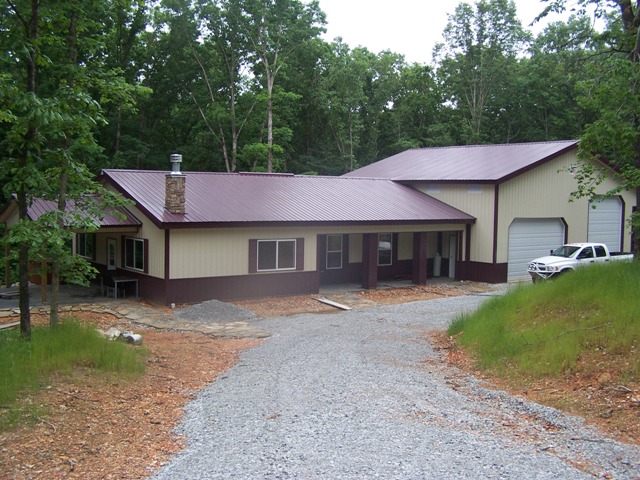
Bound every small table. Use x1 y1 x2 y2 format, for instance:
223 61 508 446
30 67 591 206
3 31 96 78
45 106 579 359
102 275 139 300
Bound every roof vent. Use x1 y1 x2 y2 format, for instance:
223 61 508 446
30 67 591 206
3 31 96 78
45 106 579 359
165 154 186 214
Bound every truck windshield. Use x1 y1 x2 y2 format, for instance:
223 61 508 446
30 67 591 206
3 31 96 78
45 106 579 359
551 245 580 257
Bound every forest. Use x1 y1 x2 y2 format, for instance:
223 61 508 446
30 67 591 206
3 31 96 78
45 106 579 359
2 0 640 337
3 0 638 179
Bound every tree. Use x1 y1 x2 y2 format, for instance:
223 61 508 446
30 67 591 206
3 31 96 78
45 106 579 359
1 0 47 338
517 16 596 141
318 41 369 173
538 0 640 258
378 63 442 155
1 0 138 335
101 0 149 163
236 0 325 172
434 0 530 144
193 0 261 172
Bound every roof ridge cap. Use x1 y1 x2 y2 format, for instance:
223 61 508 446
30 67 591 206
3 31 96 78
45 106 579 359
413 139 578 152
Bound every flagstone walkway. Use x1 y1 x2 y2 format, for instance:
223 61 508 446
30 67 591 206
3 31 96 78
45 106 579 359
0 301 271 339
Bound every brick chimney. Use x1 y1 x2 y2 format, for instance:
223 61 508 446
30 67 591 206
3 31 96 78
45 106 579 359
165 153 186 214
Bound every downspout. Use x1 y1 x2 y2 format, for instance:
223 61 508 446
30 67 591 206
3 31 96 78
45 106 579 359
493 184 500 265
164 229 171 306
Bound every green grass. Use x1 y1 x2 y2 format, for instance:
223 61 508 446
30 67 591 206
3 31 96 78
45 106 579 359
0 320 147 429
448 261 640 379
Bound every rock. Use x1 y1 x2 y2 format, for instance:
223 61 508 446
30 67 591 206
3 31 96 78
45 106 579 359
598 372 612 386
96 327 123 340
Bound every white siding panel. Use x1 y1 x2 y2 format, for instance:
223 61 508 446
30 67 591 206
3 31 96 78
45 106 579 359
508 218 565 282
588 197 622 252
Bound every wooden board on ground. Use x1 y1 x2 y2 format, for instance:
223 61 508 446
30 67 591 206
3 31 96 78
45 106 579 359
314 297 352 311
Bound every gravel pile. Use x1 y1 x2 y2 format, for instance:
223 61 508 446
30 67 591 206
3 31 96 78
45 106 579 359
174 299 257 323
153 294 640 479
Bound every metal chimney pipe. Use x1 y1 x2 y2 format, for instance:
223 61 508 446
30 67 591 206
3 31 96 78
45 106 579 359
169 153 182 174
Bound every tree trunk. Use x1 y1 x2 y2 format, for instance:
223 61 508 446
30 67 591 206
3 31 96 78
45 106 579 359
50 7 78 327
18 189 31 340
17 0 41 339
620 0 640 259
265 62 275 173
4 243 10 288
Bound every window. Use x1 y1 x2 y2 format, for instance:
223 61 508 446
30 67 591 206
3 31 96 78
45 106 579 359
107 238 117 270
378 233 392 266
76 233 95 259
257 239 296 271
468 184 482 194
326 235 343 269
594 245 607 258
124 237 145 271
577 247 594 260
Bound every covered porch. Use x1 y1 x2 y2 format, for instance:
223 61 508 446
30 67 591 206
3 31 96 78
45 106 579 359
316 226 472 291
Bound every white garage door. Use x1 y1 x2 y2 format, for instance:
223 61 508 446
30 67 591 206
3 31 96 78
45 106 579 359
508 218 565 282
588 196 622 252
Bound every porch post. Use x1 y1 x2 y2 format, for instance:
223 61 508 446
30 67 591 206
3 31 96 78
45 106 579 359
362 233 378 289
412 232 428 285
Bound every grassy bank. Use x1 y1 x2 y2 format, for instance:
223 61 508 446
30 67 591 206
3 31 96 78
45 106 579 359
448 261 639 380
0 320 147 429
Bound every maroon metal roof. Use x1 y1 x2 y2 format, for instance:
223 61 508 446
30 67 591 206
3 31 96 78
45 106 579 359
101 170 475 226
343 141 579 182
27 197 141 228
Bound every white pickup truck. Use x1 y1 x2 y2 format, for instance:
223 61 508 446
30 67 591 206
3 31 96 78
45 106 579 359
527 242 633 282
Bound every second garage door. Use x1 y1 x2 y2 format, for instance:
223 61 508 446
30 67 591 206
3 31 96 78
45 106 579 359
508 218 565 282
588 196 622 252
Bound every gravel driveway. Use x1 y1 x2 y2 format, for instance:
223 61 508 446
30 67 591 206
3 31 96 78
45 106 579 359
153 293 640 479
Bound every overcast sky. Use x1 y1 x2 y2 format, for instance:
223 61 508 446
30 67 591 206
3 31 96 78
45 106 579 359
316 0 570 64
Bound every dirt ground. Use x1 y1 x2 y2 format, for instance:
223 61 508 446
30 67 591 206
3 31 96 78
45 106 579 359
1 283 638 479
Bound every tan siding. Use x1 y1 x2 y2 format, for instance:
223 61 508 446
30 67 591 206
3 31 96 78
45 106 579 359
121 204 165 278
101 185 165 278
170 224 469 279
94 233 109 265
426 232 439 258
411 184 494 263
411 152 636 266
349 234 362 263
171 227 325 279
398 233 413 260
497 152 636 262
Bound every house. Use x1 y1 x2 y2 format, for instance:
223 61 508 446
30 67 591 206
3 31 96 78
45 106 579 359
91 155 476 304
344 140 636 283
2 141 633 305
1 154 475 305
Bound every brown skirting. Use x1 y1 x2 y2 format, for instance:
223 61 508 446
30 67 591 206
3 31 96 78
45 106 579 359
164 271 320 305
459 261 508 283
